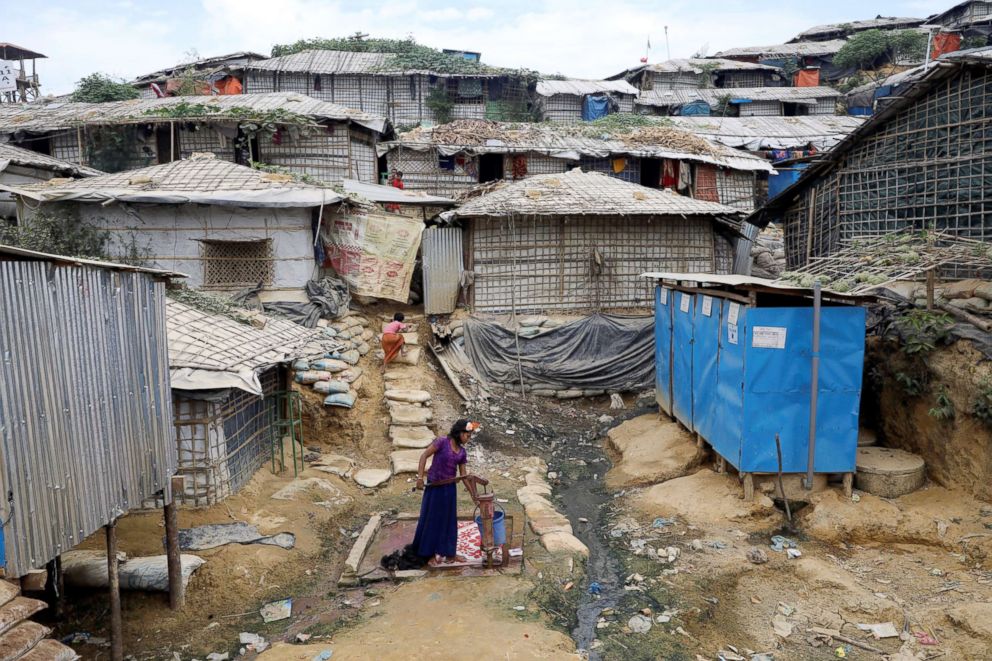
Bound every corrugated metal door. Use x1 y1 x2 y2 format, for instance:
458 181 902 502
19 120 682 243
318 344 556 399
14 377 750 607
672 291 695 431
654 286 674 416
422 227 463 315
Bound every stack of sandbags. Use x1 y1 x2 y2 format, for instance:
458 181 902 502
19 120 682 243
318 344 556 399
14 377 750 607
290 358 364 409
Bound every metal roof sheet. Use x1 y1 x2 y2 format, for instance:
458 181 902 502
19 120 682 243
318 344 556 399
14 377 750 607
0 92 387 134
0 243 186 277
0 143 103 177
663 116 865 150
0 43 46 60
1 156 346 208
792 16 923 41
635 86 840 108
535 79 639 97
167 299 318 394
246 49 503 78
639 271 867 301
342 178 455 205
451 169 743 218
713 40 850 59
131 51 268 84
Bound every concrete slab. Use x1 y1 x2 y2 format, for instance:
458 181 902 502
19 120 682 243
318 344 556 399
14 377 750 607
389 403 433 426
540 531 589 557
390 426 435 449
339 514 382 586
310 453 356 478
391 450 432 475
605 414 706 489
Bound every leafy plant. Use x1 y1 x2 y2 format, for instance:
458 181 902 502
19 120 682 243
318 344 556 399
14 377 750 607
84 126 152 173
894 370 927 397
143 101 223 118
71 73 141 102
892 310 954 355
0 208 110 259
961 35 989 50
425 86 454 124
970 379 992 425
928 385 955 420
834 29 928 70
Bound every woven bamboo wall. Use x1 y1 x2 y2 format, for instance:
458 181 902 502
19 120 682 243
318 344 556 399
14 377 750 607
721 71 768 88
540 95 583 122
739 100 782 116
651 72 702 90
349 130 378 183
502 153 570 179
259 125 352 183
813 98 837 114
52 127 158 171
386 147 479 197
178 124 236 162
470 214 722 312
716 169 757 211
580 156 641 184
783 66 992 273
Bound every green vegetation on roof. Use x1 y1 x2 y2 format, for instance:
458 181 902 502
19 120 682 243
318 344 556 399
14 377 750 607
71 73 141 103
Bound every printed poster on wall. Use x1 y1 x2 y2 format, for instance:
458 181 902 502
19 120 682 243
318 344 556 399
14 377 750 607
727 323 739 345
728 302 741 325
322 211 424 303
0 61 17 93
660 287 669 305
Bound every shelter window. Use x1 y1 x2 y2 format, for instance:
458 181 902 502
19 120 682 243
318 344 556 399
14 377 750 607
313 74 322 92
202 239 274 289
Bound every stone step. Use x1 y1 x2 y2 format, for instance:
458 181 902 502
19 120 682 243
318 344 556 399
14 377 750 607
391 450 432 475
354 469 392 488
390 425 435 449
384 389 432 405
388 402 433 426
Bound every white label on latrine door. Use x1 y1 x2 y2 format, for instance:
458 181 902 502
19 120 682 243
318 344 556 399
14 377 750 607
752 326 787 349
702 296 713 317
679 294 691 313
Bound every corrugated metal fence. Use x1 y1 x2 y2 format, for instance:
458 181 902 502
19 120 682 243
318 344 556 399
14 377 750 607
422 227 463 315
0 261 176 576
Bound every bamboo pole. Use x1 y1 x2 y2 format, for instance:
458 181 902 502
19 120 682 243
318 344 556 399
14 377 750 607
164 476 184 610
107 522 123 661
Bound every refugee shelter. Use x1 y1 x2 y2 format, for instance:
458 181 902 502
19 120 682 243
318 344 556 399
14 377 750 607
341 177 455 218
0 245 178 577
167 299 318 506
440 169 744 313
712 40 850 81
789 16 925 42
534 79 638 122
130 51 267 97
0 92 389 183
644 273 867 498
634 86 840 117
609 59 784 91
0 142 101 219
748 48 992 275
378 120 774 210
244 50 536 125
0 156 348 296
925 1 992 37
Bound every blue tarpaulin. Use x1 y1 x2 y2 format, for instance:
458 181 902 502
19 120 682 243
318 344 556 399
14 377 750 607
677 100 711 116
768 164 809 199
582 94 610 121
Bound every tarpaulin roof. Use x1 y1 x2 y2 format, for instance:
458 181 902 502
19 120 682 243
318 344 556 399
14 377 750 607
635 86 840 108
0 92 388 134
246 49 504 78
342 178 454 205
0 156 346 208
450 169 744 219
379 120 775 173
0 143 103 177
167 299 317 394
791 16 923 42
663 116 865 150
713 39 850 59
535 79 639 97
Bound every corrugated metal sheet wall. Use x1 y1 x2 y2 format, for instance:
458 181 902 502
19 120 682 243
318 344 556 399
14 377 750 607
0 262 175 577
422 227 463 315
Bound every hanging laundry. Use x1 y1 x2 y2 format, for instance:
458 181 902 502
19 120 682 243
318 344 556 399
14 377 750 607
677 162 692 191
463 158 479 178
661 160 678 188
511 155 528 180
612 157 626 174
694 165 719 202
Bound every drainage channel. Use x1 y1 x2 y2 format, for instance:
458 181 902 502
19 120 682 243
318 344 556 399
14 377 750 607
550 408 651 660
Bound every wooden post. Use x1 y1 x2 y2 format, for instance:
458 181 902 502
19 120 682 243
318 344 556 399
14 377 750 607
45 556 64 618
106 522 123 661
164 476 185 611
742 473 755 502
842 472 854 498
926 268 935 311
170 121 175 163
76 127 84 166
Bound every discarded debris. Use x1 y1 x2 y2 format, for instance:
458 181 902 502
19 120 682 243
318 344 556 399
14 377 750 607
628 614 653 634
770 535 797 552
856 622 899 639
652 517 675 528
260 598 292 623
747 547 769 564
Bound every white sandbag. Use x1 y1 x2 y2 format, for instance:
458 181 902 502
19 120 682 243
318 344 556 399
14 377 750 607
61 551 205 592
337 349 361 365
312 359 349 372
324 391 357 408
292 359 310 371
337 367 364 383
385 389 432 404
357 342 371 355
518 316 547 328
320 327 338 338
295 370 332 384
314 380 350 395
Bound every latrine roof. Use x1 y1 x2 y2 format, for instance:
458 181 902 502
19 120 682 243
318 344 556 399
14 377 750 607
450 169 743 220
0 92 388 134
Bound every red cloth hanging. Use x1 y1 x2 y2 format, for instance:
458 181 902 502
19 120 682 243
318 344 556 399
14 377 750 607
794 69 820 87
932 32 962 59
661 159 678 188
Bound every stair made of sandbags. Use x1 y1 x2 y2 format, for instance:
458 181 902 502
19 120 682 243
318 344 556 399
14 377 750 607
0 581 78 660
293 311 376 409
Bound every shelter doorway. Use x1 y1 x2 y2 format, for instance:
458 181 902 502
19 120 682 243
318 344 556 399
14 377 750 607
479 154 504 183
641 158 662 188
782 102 810 117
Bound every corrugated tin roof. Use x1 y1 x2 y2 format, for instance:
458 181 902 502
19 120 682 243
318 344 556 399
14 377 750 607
536 79 639 97
379 120 775 173
639 271 867 301
713 39 850 59
131 51 268 84
792 16 923 41
167 299 318 394
0 243 186 277
636 86 840 108
924 1 992 27
0 143 103 177
342 178 455 205
0 92 387 134
663 116 865 150
452 169 743 218
247 49 503 78
1 156 347 208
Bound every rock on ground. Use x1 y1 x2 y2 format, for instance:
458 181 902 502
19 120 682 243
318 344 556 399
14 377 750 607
631 470 779 531
605 414 706 489
310 454 355 477
389 425 435 449
540 531 589 557
390 450 432 475
354 469 392 488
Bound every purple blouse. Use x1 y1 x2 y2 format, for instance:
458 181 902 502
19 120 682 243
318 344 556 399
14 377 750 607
427 436 467 482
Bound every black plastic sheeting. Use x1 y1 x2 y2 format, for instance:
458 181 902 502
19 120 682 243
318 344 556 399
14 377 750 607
461 314 655 392
232 277 351 328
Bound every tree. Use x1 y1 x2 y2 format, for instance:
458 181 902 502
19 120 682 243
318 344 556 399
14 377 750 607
833 29 928 71
70 73 140 103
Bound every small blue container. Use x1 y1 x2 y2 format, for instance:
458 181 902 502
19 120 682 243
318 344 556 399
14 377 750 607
475 510 506 546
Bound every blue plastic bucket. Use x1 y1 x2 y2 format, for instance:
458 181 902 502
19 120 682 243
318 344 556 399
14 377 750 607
475 510 506 546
